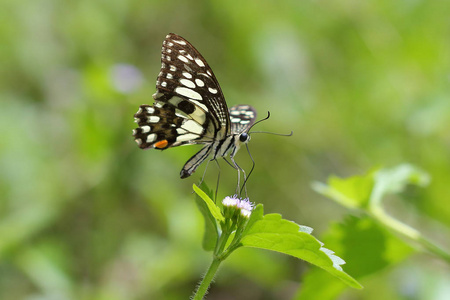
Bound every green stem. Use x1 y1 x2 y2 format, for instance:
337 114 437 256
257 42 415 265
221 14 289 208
370 206 450 264
193 258 221 300
214 229 231 256
193 228 233 299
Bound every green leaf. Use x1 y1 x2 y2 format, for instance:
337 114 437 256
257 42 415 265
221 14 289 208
194 184 218 251
240 213 362 289
371 164 430 206
241 204 264 237
296 216 412 300
311 171 375 209
312 164 430 210
193 184 224 222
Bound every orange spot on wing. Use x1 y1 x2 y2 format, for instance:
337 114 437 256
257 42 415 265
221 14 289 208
154 140 169 149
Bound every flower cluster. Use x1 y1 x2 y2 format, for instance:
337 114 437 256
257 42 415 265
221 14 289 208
222 195 254 219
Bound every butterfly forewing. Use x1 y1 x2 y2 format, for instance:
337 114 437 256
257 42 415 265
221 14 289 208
157 34 229 134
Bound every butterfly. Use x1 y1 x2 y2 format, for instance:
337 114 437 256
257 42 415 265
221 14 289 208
133 33 257 189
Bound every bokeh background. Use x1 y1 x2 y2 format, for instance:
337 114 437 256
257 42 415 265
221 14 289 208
2 0 450 299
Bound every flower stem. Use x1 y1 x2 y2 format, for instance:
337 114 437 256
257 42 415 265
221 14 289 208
370 206 450 264
193 258 221 300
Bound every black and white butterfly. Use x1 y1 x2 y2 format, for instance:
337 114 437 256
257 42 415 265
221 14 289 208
133 33 258 190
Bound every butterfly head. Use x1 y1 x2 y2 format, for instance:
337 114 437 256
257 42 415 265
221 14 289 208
239 132 251 143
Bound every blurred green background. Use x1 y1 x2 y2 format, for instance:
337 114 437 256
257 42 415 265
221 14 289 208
1 0 450 299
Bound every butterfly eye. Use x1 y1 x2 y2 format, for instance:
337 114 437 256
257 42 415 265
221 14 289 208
239 133 249 142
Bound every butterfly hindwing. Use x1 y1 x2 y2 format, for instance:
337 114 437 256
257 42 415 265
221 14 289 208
229 105 257 134
133 103 206 150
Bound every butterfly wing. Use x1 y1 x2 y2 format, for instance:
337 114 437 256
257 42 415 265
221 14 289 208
229 105 257 134
133 33 230 150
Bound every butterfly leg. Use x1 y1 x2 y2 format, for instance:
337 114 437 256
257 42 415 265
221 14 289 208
222 157 238 194
230 157 248 197
214 159 221 202
198 159 212 187
235 160 249 198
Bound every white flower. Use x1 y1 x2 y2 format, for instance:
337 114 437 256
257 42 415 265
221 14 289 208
222 195 239 207
237 198 254 211
240 208 252 218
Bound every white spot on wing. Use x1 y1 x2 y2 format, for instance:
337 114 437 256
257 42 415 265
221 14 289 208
166 73 173 79
173 40 187 45
178 55 189 63
170 65 177 72
195 58 205 67
161 82 167 87
176 128 188 134
146 134 157 143
182 72 192 79
167 42 174 47
230 110 240 115
147 116 160 123
182 119 204 134
208 87 218 94
175 87 203 100
145 107 155 114
135 138 142 146
141 125 151 133
136 107 143 114
176 133 199 143
180 78 196 88
185 54 193 60
195 79 204 87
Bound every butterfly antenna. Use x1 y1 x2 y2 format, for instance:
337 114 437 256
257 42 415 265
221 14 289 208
247 111 271 132
248 111 293 137
249 130 293 136
240 143 255 196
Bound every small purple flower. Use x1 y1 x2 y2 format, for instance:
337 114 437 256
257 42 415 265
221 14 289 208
222 195 239 207
237 198 254 211
222 195 254 219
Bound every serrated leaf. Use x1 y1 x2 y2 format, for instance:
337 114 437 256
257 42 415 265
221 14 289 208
193 184 224 222
296 216 412 299
240 213 362 289
194 184 218 251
